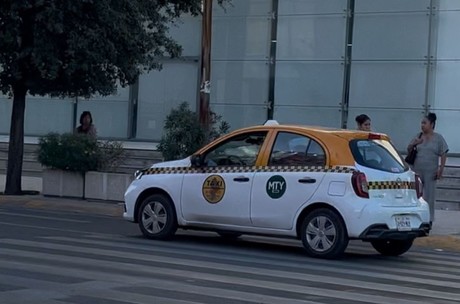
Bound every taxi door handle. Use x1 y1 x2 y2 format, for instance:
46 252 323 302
233 177 250 182
298 178 316 184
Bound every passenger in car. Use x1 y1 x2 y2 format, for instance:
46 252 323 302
408 112 448 223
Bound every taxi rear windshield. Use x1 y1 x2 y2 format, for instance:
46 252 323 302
349 139 408 173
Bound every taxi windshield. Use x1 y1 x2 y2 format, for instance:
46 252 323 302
349 139 408 173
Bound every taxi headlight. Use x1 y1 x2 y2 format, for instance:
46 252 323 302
134 170 143 180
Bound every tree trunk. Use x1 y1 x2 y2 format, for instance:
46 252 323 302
4 86 27 195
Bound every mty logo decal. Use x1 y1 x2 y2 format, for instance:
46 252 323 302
202 175 226 203
266 175 287 199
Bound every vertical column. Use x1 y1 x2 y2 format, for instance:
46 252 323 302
424 0 436 114
199 0 213 133
341 0 355 129
267 0 279 120
128 80 139 139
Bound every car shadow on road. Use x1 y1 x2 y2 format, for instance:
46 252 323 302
127 231 413 263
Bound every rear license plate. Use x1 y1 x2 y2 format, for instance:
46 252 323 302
395 216 411 231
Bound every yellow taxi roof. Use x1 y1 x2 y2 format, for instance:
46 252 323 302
234 123 390 142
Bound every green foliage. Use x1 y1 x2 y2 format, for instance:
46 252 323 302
37 133 99 173
209 111 231 142
97 140 126 172
1 0 231 194
157 102 230 161
0 0 230 97
37 133 125 173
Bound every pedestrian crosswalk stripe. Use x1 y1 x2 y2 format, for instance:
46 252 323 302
1 236 460 304
1 238 460 301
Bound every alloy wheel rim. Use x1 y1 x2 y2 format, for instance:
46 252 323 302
142 201 167 234
306 216 337 252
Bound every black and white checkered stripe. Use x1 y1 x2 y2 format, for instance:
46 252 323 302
367 181 416 190
141 165 356 175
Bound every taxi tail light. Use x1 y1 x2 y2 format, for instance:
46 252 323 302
368 133 382 140
415 174 423 199
352 172 369 198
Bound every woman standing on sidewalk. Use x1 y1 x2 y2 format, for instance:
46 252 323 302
75 111 97 138
407 113 448 223
355 114 372 131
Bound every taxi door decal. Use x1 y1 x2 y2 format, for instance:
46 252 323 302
202 175 226 204
266 175 287 199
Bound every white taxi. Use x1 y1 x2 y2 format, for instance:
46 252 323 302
123 121 430 259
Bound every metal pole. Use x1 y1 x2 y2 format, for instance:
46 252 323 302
423 0 436 115
340 0 355 129
128 79 139 139
199 0 213 135
72 96 78 132
267 0 279 120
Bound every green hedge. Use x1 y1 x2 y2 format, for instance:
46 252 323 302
37 133 125 173
157 102 230 161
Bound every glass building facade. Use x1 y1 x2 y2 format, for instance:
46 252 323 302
1 0 459 153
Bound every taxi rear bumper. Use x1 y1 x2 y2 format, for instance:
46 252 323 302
359 223 431 240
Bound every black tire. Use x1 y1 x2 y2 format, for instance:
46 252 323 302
137 194 177 240
300 208 349 259
217 232 242 239
371 239 414 256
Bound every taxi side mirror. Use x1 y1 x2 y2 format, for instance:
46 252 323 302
190 154 204 167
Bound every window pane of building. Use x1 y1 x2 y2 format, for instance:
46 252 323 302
355 0 430 13
212 16 270 61
136 62 199 141
276 14 346 60
353 12 429 60
275 61 344 107
25 98 74 135
274 105 342 128
212 61 269 105
0 98 12 134
349 61 427 109
436 11 460 60
278 0 346 15
211 104 267 130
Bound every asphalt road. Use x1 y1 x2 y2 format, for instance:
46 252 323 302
1 202 460 304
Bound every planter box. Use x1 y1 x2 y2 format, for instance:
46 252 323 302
85 171 133 201
42 169 84 198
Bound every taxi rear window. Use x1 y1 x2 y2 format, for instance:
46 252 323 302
349 139 408 173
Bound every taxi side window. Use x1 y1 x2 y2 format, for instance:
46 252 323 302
204 132 267 167
269 132 326 166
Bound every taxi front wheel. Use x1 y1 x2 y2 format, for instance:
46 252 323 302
300 208 349 259
138 194 177 240
370 239 413 256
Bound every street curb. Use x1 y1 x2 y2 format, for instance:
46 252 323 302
414 235 460 253
0 194 123 217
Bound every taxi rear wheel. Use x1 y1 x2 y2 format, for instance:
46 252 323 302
300 208 349 259
371 239 413 256
138 194 177 240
